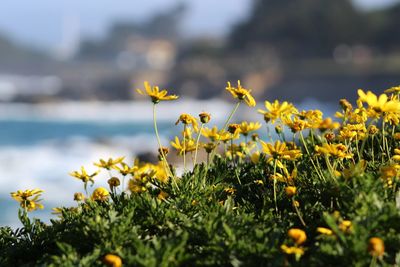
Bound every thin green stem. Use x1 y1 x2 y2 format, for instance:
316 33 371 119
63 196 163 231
299 132 325 181
222 101 241 130
293 199 307 227
193 123 204 167
183 124 187 172
207 101 241 169
153 104 176 186
273 159 278 214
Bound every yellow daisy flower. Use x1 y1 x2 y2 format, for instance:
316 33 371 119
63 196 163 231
226 80 256 107
136 81 178 104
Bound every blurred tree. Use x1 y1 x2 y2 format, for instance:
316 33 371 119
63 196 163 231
229 0 367 58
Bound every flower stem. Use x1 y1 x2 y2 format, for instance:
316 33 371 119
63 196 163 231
299 132 325 181
222 101 241 131
273 159 278 214
193 123 204 167
293 199 307 227
153 104 175 184
183 124 187 172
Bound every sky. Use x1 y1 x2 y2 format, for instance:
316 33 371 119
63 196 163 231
0 0 398 52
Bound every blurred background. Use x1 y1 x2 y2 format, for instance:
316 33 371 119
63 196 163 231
1 0 400 226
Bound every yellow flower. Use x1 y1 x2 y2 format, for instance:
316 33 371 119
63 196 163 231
113 162 137 176
316 227 333 236
251 151 260 164
342 160 366 179
384 85 400 94
69 166 100 184
175 113 199 132
339 220 352 233
380 165 398 180
10 189 44 212
285 186 297 198
282 116 309 133
157 191 169 201
261 140 302 161
368 237 385 257
288 228 307 245
254 179 264 185
258 100 297 123
91 187 110 201
102 254 122 267
227 123 241 135
170 136 197 155
318 117 340 132
201 126 220 142
203 142 216 153
280 244 305 257
136 81 178 104
358 89 400 113
128 177 148 193
339 123 367 141
226 80 256 107
239 121 262 136
224 187 236 195
315 143 352 159
94 157 125 170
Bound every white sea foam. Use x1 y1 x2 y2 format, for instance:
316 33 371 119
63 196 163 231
0 99 232 122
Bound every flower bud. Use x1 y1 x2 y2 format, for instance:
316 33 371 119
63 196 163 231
275 125 283 134
368 125 378 135
102 254 122 267
251 133 259 142
108 177 121 189
339 99 353 112
73 192 85 202
228 124 240 135
288 228 307 245
285 186 297 198
368 237 385 257
199 112 211 124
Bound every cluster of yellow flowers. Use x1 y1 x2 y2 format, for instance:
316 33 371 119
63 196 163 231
11 80 398 262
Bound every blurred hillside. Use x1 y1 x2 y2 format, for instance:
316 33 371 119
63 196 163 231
0 0 400 103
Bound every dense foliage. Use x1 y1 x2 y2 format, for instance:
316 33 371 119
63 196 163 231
1 82 400 266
